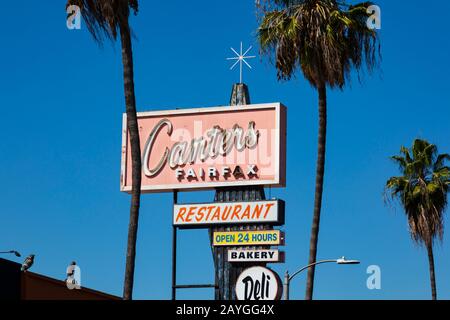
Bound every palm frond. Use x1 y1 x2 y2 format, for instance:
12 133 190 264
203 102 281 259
386 139 449 246
257 0 380 87
434 154 450 171
66 0 138 44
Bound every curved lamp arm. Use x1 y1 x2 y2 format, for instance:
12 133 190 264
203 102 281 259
283 257 360 300
289 260 337 281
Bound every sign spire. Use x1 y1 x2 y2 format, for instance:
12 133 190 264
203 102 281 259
227 42 256 84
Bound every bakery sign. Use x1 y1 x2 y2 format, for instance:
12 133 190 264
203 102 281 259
228 249 285 263
120 103 286 193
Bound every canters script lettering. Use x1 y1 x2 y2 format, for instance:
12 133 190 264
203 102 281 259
142 119 259 177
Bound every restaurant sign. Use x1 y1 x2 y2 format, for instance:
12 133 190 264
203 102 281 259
212 230 284 247
173 200 284 228
121 103 286 193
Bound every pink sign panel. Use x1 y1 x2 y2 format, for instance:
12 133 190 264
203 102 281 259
121 103 286 193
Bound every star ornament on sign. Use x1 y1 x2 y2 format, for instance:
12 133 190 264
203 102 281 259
227 42 256 84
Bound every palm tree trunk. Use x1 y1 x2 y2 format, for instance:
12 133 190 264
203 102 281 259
120 24 142 301
305 84 327 300
426 242 437 300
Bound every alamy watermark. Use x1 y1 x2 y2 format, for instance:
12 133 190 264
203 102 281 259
367 5 381 30
366 265 381 290
66 4 380 31
66 5 81 30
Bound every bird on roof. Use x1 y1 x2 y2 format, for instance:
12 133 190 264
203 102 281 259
66 261 77 278
21 254 35 272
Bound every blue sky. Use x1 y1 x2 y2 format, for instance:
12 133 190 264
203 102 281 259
0 1 449 300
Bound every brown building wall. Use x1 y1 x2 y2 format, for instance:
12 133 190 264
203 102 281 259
1 258 120 300
21 272 120 300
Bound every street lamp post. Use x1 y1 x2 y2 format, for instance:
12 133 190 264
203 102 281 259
0 250 21 257
283 257 360 300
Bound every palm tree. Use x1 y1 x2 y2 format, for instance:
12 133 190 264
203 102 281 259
67 0 141 300
386 139 449 300
257 0 380 299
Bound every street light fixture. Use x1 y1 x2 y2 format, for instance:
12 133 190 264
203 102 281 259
283 257 360 300
336 257 360 265
0 250 21 257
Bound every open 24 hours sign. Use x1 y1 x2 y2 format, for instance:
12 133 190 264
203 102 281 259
121 103 286 193
212 230 285 247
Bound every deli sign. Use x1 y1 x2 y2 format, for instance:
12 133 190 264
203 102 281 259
173 200 285 228
235 266 282 301
121 103 286 193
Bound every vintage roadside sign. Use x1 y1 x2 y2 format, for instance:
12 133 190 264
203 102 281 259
235 266 282 301
227 249 285 263
173 199 285 228
212 230 284 247
121 103 287 193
